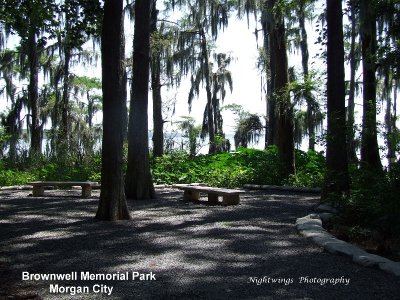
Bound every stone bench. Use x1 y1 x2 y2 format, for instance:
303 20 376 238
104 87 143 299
173 184 242 205
29 181 97 198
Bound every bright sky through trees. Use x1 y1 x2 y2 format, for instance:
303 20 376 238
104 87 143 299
1 2 398 158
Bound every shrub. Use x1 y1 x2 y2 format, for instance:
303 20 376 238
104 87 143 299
151 146 323 188
0 153 102 187
0 169 37 186
286 150 325 188
337 166 400 239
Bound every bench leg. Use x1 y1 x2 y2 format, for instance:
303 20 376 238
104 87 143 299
222 194 240 205
82 186 92 198
32 186 45 197
208 193 219 204
183 190 200 201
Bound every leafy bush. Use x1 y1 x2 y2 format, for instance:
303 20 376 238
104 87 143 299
286 150 326 188
0 147 326 189
151 146 324 188
0 153 102 187
337 166 400 238
0 169 37 186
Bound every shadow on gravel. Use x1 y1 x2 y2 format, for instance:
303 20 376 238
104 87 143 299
0 188 399 299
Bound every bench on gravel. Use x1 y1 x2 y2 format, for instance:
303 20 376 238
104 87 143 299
29 181 97 198
173 184 242 205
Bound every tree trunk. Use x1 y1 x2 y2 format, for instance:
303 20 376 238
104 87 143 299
59 44 71 156
27 29 41 156
125 0 155 200
347 0 358 163
261 6 275 148
96 0 130 221
150 2 164 158
360 0 382 171
199 29 215 154
391 84 398 169
87 91 93 128
268 0 295 177
5 97 23 165
385 76 397 170
323 0 350 200
211 74 224 152
298 0 315 151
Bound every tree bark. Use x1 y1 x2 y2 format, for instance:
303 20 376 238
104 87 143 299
261 6 275 148
360 0 382 171
347 0 358 163
125 0 155 200
150 2 164 158
323 0 350 200
96 0 130 221
384 75 397 170
27 29 42 156
268 0 295 177
199 29 215 154
298 0 315 151
59 44 71 156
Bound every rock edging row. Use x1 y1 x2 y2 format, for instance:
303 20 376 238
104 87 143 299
296 211 400 277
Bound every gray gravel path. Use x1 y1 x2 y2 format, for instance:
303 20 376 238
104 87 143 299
0 188 399 299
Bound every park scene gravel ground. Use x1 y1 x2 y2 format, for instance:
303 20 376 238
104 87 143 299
1 187 399 299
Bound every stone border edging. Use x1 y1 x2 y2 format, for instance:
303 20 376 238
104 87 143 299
296 213 400 277
243 184 321 193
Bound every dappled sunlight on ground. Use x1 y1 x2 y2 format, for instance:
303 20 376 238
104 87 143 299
0 188 399 299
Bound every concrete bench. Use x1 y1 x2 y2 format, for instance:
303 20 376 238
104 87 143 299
173 184 242 205
29 181 97 197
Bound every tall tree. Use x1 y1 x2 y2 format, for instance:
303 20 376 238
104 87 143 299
0 49 25 165
96 0 130 220
359 0 382 171
190 52 233 153
376 0 400 169
27 26 42 156
235 0 294 175
260 6 275 147
172 0 230 154
323 0 350 199
150 0 164 157
286 0 318 150
209 53 233 152
54 0 102 159
267 0 295 177
125 0 156 200
297 0 318 150
0 0 58 157
346 0 359 163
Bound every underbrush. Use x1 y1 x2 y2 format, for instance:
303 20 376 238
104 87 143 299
330 164 400 259
0 154 102 186
152 146 325 188
0 146 325 189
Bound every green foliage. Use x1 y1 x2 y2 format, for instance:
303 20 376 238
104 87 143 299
0 126 9 156
0 152 102 187
53 154 101 181
337 165 400 238
223 103 263 148
0 144 327 189
286 149 326 188
177 116 202 156
152 146 324 188
0 169 36 186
